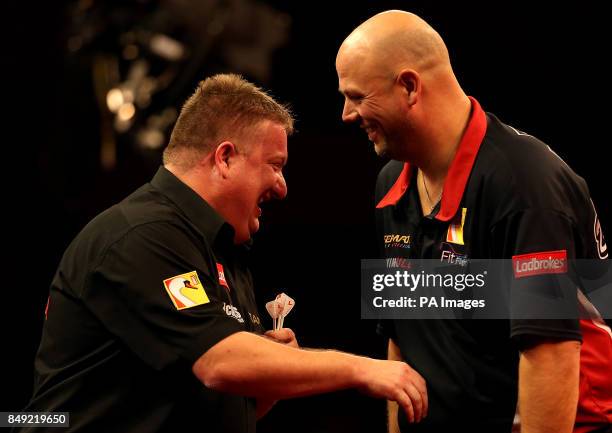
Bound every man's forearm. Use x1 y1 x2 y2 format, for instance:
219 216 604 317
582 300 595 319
519 339 580 433
193 331 427 422
193 332 370 399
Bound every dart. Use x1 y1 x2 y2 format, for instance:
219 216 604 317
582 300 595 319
265 300 282 330
275 292 295 329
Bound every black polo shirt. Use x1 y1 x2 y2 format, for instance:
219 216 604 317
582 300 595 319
376 98 610 432
20 167 264 433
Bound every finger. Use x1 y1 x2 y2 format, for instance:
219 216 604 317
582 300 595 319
263 331 284 344
269 328 295 342
409 370 428 418
396 391 414 423
264 329 295 345
413 373 426 397
405 383 423 422
421 381 428 418
414 375 428 418
281 328 296 342
264 329 286 338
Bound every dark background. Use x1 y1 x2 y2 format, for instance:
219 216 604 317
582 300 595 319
4 1 609 432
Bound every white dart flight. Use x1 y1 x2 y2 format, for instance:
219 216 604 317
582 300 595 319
275 292 295 329
265 300 282 331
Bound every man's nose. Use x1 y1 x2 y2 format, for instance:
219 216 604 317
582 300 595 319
342 99 359 123
272 172 288 200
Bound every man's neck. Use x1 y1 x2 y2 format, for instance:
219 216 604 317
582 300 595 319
165 163 216 204
417 95 471 187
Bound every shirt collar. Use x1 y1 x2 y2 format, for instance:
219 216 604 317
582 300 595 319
375 96 488 222
150 166 236 247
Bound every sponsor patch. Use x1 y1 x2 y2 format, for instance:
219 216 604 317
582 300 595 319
163 271 210 310
446 208 467 245
248 312 261 326
384 233 412 249
512 250 567 278
441 249 469 266
223 303 244 323
385 257 412 269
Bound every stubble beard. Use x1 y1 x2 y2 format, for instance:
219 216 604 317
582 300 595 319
373 137 388 158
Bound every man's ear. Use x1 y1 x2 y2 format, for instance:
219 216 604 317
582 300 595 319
397 69 420 107
213 141 238 178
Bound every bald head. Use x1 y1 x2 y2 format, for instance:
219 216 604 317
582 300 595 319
337 10 450 76
336 10 470 164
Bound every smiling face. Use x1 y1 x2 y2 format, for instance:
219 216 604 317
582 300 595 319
336 44 413 160
224 120 288 244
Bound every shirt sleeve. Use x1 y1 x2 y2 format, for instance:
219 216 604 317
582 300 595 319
490 209 583 345
82 221 246 370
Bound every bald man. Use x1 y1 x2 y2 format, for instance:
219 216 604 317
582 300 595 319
337 10 612 433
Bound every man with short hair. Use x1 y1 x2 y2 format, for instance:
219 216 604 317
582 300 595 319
336 11 612 433
20 74 426 432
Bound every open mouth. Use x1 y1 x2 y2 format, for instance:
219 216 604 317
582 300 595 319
361 124 377 142
257 197 264 217
366 128 377 142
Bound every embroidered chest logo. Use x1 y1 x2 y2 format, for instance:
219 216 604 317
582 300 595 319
248 312 261 326
216 263 230 291
440 243 469 267
384 234 412 249
446 207 467 245
223 303 244 323
163 271 210 310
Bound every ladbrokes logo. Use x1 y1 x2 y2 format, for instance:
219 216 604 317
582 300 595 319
384 234 412 249
512 250 567 278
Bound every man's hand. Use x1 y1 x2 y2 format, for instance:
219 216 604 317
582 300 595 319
387 338 411 432
265 328 426 422
356 357 428 424
264 328 299 349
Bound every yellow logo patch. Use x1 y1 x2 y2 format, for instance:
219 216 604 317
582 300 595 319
446 207 467 245
163 271 210 310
